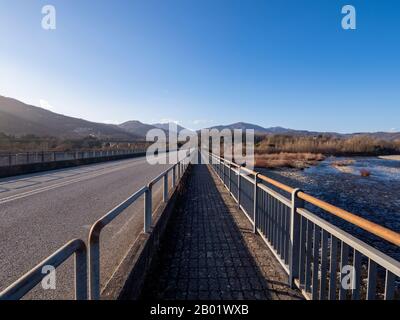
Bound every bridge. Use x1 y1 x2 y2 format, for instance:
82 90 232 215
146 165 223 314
0 150 399 300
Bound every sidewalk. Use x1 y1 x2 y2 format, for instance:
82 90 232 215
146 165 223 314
140 165 303 300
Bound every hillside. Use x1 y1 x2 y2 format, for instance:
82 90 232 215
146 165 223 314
0 96 141 141
119 120 159 138
152 122 191 134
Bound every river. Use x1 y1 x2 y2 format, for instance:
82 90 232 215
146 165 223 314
258 156 400 260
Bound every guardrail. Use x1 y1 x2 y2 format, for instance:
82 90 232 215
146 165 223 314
208 152 400 300
0 239 87 300
0 149 146 167
88 150 193 300
0 149 194 300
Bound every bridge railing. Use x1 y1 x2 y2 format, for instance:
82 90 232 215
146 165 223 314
0 149 146 167
0 239 87 300
208 152 400 300
0 149 194 300
88 149 194 300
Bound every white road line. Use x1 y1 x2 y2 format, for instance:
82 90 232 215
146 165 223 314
0 159 147 205
0 158 138 185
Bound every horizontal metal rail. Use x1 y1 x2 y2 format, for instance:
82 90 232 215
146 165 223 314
208 152 400 300
0 239 87 300
297 192 400 247
88 186 148 300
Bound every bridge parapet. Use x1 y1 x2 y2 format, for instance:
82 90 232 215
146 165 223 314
208 152 400 300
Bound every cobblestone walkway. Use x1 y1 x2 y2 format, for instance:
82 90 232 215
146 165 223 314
141 165 303 300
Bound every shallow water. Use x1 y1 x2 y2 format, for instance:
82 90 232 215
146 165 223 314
258 156 400 260
307 156 400 181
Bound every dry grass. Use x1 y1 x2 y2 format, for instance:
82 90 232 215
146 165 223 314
331 159 356 167
255 152 325 169
256 135 400 155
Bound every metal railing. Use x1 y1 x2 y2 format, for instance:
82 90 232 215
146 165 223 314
88 149 194 299
0 239 87 300
0 149 146 167
208 152 400 300
0 149 194 300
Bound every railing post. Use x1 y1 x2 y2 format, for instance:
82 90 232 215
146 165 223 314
163 173 168 202
222 160 225 185
144 186 152 233
88 229 101 300
172 165 176 188
289 188 304 288
228 163 232 192
75 244 88 300
253 173 260 234
237 167 241 207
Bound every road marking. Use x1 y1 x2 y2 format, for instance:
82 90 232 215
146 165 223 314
0 159 147 205
0 157 142 185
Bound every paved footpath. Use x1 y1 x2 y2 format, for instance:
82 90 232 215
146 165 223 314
141 165 303 300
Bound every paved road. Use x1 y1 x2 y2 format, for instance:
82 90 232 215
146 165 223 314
0 154 178 299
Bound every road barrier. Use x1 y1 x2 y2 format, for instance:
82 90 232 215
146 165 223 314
0 239 87 300
0 149 194 300
0 149 146 167
208 152 400 300
88 150 193 299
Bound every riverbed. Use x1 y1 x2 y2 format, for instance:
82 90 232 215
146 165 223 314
258 156 400 260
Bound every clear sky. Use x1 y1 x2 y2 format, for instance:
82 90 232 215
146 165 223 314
0 0 399 133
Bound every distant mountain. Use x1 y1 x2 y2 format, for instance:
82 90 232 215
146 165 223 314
2 95 399 142
206 122 318 135
118 120 159 138
206 122 400 141
119 121 194 140
0 95 141 141
152 122 190 135
346 132 400 141
207 122 269 134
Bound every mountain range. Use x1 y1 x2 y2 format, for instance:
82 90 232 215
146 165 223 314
206 122 400 141
1 95 399 141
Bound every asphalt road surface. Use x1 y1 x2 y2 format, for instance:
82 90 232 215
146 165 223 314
0 154 179 299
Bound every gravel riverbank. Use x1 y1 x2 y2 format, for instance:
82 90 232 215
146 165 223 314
257 156 400 260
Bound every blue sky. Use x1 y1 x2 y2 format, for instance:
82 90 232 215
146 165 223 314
0 0 399 133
